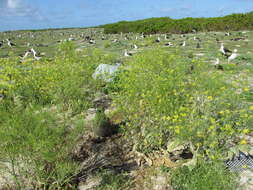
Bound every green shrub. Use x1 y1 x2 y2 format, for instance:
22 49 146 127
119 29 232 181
0 43 119 188
102 12 253 34
0 105 83 189
112 48 252 157
93 109 116 137
97 170 130 190
170 162 238 190
104 41 111 48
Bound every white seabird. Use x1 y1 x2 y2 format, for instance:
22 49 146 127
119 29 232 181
155 37 161 43
89 39 96 44
180 41 186 47
164 42 173 47
219 43 232 57
22 51 31 59
30 48 41 60
6 39 15 47
124 50 132 57
228 49 238 63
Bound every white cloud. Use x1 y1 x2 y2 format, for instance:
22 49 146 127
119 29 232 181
0 0 50 32
0 0 48 23
0 0 28 16
7 0 20 9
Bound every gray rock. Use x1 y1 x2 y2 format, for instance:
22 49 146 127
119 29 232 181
92 94 111 109
238 170 253 190
78 175 102 190
151 174 172 190
0 162 15 189
0 160 34 189
92 63 120 82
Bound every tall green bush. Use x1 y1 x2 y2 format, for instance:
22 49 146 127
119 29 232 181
102 12 253 34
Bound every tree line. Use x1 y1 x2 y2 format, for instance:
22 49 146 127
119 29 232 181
101 12 253 34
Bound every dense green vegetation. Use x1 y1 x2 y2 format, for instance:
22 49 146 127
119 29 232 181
0 43 117 189
102 12 253 34
113 49 252 157
1 27 253 189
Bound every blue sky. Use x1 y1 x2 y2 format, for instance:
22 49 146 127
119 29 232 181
1 0 253 31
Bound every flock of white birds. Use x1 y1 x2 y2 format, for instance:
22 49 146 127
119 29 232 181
0 28 250 70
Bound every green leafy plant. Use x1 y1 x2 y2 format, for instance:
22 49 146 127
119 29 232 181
93 108 117 137
97 170 130 190
170 161 238 190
